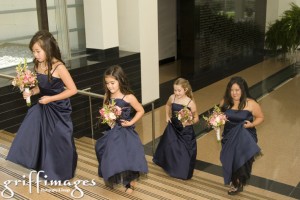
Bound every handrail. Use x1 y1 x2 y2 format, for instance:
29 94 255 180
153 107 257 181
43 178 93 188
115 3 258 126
0 73 157 154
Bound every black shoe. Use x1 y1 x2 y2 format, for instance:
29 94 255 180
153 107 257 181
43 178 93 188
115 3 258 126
227 184 243 195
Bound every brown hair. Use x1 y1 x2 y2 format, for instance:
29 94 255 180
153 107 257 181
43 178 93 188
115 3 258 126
223 76 254 110
174 78 194 99
103 65 133 104
29 30 64 80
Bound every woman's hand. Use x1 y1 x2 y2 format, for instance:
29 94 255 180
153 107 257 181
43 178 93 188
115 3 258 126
166 117 171 123
244 120 253 128
120 119 133 127
38 96 52 104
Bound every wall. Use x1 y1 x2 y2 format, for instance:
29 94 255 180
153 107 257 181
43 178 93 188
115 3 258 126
265 0 300 32
117 0 140 52
158 0 177 61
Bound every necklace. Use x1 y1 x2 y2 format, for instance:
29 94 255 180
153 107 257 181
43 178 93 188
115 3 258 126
39 62 48 73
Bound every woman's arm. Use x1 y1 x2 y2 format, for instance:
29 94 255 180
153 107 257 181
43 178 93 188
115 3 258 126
121 94 144 126
245 100 264 128
189 100 199 124
165 95 173 122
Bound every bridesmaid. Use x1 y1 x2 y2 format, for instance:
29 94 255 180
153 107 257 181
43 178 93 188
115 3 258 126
95 65 148 194
153 78 199 180
219 76 264 195
6 30 78 181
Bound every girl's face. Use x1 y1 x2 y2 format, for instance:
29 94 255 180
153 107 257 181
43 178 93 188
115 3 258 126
105 75 120 94
173 84 186 99
32 42 46 63
230 83 242 101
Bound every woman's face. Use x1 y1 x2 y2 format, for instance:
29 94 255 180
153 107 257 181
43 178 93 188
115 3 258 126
173 84 186 99
32 42 46 63
105 75 120 94
230 83 242 101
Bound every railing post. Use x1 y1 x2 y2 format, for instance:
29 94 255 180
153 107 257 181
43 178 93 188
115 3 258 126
82 87 94 139
152 102 155 155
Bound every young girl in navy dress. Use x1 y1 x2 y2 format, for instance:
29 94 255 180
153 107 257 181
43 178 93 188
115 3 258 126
95 65 148 194
6 30 78 181
153 78 199 180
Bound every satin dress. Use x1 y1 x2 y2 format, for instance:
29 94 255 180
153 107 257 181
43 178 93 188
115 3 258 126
95 98 148 188
153 103 197 180
220 109 261 185
6 73 78 181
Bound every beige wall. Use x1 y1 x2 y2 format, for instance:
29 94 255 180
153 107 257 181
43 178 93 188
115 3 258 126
266 0 300 32
84 0 119 49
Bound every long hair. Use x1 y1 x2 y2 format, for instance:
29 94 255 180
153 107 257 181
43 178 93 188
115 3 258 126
29 30 64 80
174 78 194 100
103 65 133 104
223 76 254 110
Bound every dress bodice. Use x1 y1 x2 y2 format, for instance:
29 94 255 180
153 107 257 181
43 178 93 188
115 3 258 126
223 109 256 139
37 74 65 96
171 103 191 129
225 109 254 124
112 98 132 121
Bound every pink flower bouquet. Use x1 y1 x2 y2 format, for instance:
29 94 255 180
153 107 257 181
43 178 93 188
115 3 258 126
12 59 38 106
203 105 228 142
99 99 122 128
176 106 193 126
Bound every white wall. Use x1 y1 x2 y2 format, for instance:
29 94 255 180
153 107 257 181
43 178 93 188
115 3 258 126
158 0 177 61
84 0 119 49
117 0 140 52
139 0 159 104
117 0 159 104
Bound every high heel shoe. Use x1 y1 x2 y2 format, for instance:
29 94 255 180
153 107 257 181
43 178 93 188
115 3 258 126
125 182 136 194
227 183 243 195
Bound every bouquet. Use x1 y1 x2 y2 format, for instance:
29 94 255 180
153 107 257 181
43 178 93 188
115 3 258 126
203 105 228 142
176 106 193 126
12 59 38 106
99 99 122 128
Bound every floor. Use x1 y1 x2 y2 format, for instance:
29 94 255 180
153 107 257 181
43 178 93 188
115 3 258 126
1 56 300 199
135 56 300 199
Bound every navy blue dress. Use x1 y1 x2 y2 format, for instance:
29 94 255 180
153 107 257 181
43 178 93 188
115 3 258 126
220 109 261 185
95 98 148 188
6 73 78 181
153 103 197 180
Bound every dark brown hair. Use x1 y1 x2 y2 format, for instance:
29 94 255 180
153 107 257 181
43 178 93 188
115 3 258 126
223 76 254 110
29 30 64 80
103 65 133 104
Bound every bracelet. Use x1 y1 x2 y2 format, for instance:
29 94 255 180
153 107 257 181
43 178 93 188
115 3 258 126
31 90 34 96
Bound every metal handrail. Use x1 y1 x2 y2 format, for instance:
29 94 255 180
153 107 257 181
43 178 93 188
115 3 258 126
0 73 157 154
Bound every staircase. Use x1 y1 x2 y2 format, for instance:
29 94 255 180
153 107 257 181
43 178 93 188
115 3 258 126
0 130 291 200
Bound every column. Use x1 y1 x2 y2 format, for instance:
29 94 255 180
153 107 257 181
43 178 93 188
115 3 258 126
83 0 119 50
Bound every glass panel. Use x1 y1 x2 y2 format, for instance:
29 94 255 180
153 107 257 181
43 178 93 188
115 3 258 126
47 0 86 60
0 0 37 69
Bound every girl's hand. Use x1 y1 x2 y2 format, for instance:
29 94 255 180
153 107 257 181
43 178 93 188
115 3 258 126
166 117 171 123
23 90 31 99
244 120 253 128
38 96 52 104
108 121 116 128
120 119 132 127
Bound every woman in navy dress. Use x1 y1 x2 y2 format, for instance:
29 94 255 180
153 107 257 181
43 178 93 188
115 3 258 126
153 78 199 180
6 30 78 181
220 76 264 195
95 65 148 194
